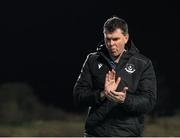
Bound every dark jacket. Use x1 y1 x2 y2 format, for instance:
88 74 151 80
73 40 157 136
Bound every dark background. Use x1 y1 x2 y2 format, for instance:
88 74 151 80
0 1 179 114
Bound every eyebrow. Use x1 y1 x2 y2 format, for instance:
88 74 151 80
105 37 120 40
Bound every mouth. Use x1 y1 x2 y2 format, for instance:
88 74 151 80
110 49 116 53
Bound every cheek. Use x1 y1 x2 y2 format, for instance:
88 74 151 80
117 42 124 50
105 40 110 46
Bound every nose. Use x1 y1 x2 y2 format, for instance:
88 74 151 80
109 40 115 46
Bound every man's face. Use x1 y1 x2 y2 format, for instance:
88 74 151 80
104 28 129 58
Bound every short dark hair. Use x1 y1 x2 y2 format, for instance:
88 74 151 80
103 16 128 35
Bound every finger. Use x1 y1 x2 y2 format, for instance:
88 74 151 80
107 92 116 101
104 90 108 96
109 70 113 80
107 92 123 103
108 71 111 81
105 73 108 82
112 69 116 80
115 77 121 86
108 91 121 103
109 90 119 97
107 91 114 98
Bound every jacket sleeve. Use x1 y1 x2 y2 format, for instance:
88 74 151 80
73 54 103 107
122 60 157 115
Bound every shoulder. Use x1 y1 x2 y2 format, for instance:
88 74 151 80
82 52 100 66
86 52 99 61
128 53 154 73
131 53 151 65
87 52 99 58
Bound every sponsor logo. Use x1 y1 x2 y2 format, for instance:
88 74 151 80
98 63 103 69
125 64 135 74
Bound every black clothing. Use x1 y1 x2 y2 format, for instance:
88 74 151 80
73 40 157 136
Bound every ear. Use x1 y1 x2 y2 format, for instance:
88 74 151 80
124 34 129 44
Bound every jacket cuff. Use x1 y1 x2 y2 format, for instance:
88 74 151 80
95 90 106 104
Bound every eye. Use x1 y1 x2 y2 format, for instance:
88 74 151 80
112 38 119 41
106 38 110 41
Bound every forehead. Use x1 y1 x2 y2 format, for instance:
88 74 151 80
104 28 124 38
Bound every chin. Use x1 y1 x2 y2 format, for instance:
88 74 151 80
112 53 118 57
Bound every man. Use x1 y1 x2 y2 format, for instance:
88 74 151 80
73 16 157 137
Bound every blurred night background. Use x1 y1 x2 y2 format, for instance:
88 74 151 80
0 0 180 136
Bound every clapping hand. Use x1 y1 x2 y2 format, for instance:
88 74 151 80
103 69 128 103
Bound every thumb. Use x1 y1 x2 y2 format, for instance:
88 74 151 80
115 77 121 85
123 87 128 93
